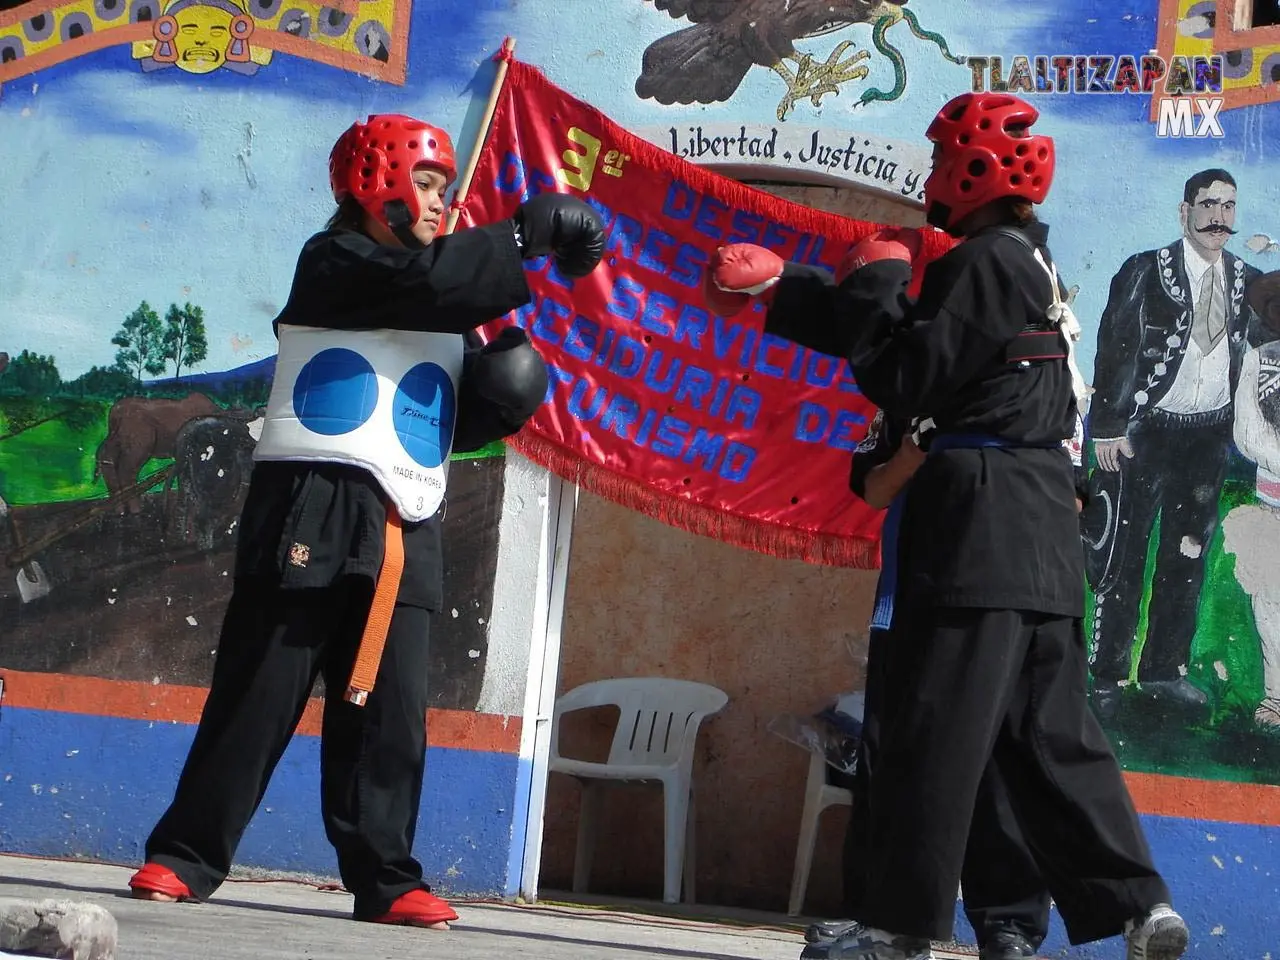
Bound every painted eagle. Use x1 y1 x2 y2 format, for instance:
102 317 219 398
635 0 907 119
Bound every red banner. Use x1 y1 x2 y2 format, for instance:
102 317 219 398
459 54 955 567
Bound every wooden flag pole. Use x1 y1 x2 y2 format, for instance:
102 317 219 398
444 35 517 235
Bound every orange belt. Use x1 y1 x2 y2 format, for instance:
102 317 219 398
344 506 405 705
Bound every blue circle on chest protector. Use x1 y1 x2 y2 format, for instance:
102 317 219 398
393 362 456 468
292 348 378 436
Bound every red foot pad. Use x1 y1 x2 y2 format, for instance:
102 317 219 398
371 889 458 927
128 863 195 900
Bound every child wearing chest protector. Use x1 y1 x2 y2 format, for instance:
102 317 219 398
126 113 605 930
706 93 1187 960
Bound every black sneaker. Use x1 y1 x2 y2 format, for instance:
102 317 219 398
979 926 1039 960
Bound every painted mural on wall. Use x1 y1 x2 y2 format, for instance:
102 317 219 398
1079 167 1274 741
3 0 1280 791
0 0 408 86
0 327 506 710
0 0 509 713
633 0 965 120
1152 0 1280 116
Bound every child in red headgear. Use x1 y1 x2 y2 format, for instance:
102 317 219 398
126 113 604 930
707 93 1186 960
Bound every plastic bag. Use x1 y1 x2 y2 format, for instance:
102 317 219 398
767 690 866 776
767 633 869 776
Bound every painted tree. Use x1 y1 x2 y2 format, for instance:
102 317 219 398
0 350 97 442
0 349 61 398
163 302 209 380
66 364 137 399
112 301 167 383
0 350 62 440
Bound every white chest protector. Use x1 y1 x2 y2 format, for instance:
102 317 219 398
255 324 463 522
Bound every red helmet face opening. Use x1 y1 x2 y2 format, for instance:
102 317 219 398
923 92 1055 233
328 114 457 235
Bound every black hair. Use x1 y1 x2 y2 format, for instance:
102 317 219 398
325 196 368 232
1183 168 1236 204
1006 197 1038 226
978 196 1038 229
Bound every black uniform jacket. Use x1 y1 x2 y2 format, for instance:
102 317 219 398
766 222 1084 616
234 223 532 610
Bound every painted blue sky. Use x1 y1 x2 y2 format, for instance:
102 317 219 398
0 0 515 378
1 0 1278 382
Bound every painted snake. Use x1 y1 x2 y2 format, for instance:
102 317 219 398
859 9 966 106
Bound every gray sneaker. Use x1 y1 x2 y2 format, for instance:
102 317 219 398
799 922 933 959
1125 904 1189 960
805 919 858 943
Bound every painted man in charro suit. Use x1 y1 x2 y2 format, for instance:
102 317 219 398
1083 168 1263 719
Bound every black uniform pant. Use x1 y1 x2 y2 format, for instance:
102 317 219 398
844 627 1051 946
144 575 433 918
1091 409 1233 683
847 606 1169 944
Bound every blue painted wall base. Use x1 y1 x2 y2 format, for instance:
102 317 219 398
948 814 1279 958
0 707 519 898
3 706 1278 955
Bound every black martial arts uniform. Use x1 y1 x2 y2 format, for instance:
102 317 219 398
768 221 1169 945
144 224 532 918
844 412 1050 953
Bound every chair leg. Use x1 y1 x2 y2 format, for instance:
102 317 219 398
681 787 696 905
572 780 600 894
661 779 691 905
788 781 825 916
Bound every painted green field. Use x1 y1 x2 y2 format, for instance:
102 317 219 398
4 396 1277 784
0 399 504 507
1085 475 1280 784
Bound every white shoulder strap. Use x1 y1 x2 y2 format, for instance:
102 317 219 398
1031 249 1092 405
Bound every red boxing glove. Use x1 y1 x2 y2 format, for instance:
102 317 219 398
836 227 923 284
704 243 785 316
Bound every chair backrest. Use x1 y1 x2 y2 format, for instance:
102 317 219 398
553 677 729 770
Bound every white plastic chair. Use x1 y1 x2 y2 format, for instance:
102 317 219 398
549 677 729 904
788 750 853 916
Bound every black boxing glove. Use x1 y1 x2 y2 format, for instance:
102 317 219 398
514 193 605 278
469 326 549 421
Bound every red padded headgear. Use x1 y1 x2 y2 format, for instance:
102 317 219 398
923 92 1055 234
328 114 457 234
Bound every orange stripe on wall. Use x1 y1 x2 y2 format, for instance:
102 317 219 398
0 669 520 754
6 671 1280 825
1123 771 1280 827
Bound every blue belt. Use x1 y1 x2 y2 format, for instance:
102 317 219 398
868 433 1059 631
927 432 1061 454
869 490 906 631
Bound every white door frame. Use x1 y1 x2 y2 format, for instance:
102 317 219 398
513 472 578 900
